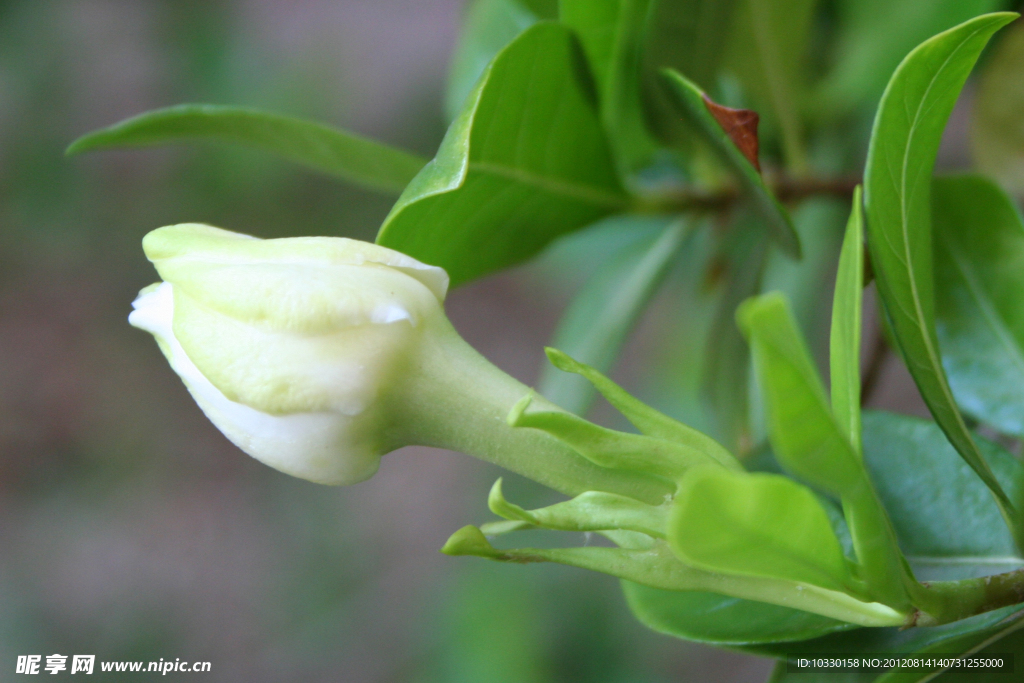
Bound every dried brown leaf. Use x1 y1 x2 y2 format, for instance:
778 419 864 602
702 95 761 172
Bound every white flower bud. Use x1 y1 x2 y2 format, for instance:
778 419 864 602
129 223 448 485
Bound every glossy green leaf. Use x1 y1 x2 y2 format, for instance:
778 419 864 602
659 70 801 257
542 348 741 471
66 104 426 195
831 187 865 455
445 0 542 121
538 217 689 415
559 0 657 176
933 175 1024 438
622 583 855 646
377 23 627 286
821 0 1005 116
863 12 1018 518
861 411 1024 582
973 20 1024 195
739 293 909 607
725 0 817 172
669 469 857 593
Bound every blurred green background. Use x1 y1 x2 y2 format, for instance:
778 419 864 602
0 1 773 680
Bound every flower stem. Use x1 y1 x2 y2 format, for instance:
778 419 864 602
386 315 674 505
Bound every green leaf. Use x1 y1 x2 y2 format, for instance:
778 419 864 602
831 187 865 455
445 0 541 121
659 69 800 257
725 0 818 172
863 12 1018 519
861 411 1024 582
377 23 628 286
933 175 1024 439
65 104 426 195
559 0 657 176
538 217 690 415
973 20 1024 195
669 468 858 593
542 348 741 471
622 583 855 646
739 293 910 607
820 0 1007 116
739 293 863 495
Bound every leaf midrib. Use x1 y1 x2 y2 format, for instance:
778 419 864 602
470 160 627 208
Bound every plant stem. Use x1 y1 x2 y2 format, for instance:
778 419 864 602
907 569 1024 627
634 175 859 214
385 314 674 505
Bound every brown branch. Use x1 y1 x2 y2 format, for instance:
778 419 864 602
637 175 861 214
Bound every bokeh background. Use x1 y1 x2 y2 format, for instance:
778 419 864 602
0 1 1015 681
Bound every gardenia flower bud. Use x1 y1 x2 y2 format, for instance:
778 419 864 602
129 223 449 485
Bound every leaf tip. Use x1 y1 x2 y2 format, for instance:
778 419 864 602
507 391 536 427
545 347 582 374
64 135 93 157
440 525 499 558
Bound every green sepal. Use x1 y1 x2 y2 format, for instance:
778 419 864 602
478 519 533 535
544 348 742 471
440 526 906 626
537 218 691 417
507 391 718 481
487 478 668 538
